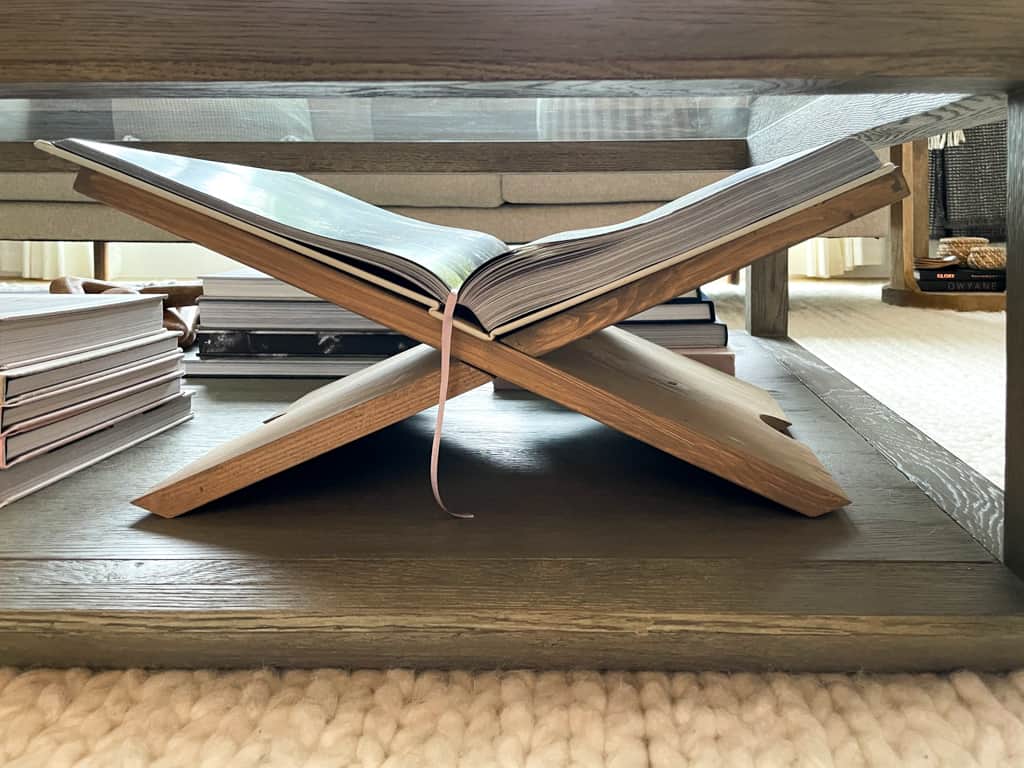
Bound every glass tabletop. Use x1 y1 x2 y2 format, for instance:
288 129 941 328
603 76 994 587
0 94 751 143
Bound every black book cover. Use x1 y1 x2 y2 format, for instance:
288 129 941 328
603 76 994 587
664 287 706 304
915 267 1006 282
917 280 1005 293
198 331 417 358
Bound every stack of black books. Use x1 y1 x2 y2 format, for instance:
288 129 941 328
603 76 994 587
914 266 1006 293
190 268 416 377
616 287 733 375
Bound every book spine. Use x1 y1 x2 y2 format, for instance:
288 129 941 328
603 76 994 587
914 270 1006 281
621 303 716 323
198 331 416 358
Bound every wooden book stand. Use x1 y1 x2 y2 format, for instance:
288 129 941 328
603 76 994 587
70 164 909 518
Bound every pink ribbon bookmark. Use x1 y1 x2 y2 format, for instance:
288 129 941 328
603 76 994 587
430 290 473 518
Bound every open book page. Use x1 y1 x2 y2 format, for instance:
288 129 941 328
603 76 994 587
457 138 882 330
45 136 884 336
53 139 508 302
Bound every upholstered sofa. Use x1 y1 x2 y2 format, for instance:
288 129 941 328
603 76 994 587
0 166 887 246
0 96 887 248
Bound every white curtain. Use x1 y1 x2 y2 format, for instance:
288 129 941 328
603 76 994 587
788 237 885 278
0 241 94 280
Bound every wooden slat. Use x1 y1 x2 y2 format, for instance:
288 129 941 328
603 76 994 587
503 169 908 355
887 144 912 291
0 80 1008 100
91 240 108 281
878 288 1007 311
744 249 789 337
0 139 749 174
1006 92 1024 576
3 1 1024 85
1 559 1024 670
537 328 847 514
73 169 880 517
747 93 1007 163
885 141 929 293
135 346 490 518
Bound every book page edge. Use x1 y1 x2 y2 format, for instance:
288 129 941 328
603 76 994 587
34 141 443 315
489 164 897 337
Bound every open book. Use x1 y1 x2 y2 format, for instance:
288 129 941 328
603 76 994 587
38 138 883 336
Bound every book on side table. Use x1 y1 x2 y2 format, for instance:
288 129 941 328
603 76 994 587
35 136 909 518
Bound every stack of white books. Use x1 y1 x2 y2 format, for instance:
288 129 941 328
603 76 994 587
0 294 192 507
188 267 415 377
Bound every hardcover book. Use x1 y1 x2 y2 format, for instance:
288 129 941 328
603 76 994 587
0 294 165 369
0 394 193 509
0 330 179 402
0 375 183 468
42 137 882 337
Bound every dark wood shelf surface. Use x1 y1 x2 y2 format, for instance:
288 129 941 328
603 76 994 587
1 334 1020 670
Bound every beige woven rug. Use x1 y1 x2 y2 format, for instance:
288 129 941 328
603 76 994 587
2 668 1024 767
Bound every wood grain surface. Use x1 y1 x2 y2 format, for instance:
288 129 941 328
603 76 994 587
885 140 930 294
3 1 1024 85
72 167 902 516
760 337 1006 557
880 286 1007 312
1006 92 1023 575
747 94 1008 164
538 328 848 515
0 140 749 174
136 347 491 517
1 80 1008 101
1 337 1021 670
0 358 990 564
744 249 789 337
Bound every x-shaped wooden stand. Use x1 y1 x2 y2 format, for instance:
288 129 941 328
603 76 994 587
70 165 908 518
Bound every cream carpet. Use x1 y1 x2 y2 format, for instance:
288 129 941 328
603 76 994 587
3 668 1024 767
710 278 1007 487
2 279 1017 767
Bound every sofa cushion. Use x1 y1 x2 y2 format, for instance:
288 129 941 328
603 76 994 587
391 203 665 244
3 198 889 244
822 207 888 238
0 173 86 202
0 171 503 209
501 171 733 204
501 170 889 237
310 173 503 208
1 203 177 242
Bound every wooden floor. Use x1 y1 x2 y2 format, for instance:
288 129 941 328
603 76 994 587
2 334 1023 670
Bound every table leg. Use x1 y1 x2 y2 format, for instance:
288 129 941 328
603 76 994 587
1006 91 1023 576
745 249 789 337
92 240 108 281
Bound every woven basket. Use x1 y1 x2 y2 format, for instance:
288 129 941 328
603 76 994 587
966 245 1007 271
938 236 989 261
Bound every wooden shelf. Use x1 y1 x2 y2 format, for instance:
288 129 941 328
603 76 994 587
882 285 1007 311
883 139 1006 313
2 334 1022 671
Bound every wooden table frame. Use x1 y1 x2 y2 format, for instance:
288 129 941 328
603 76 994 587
2 2 1022 580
